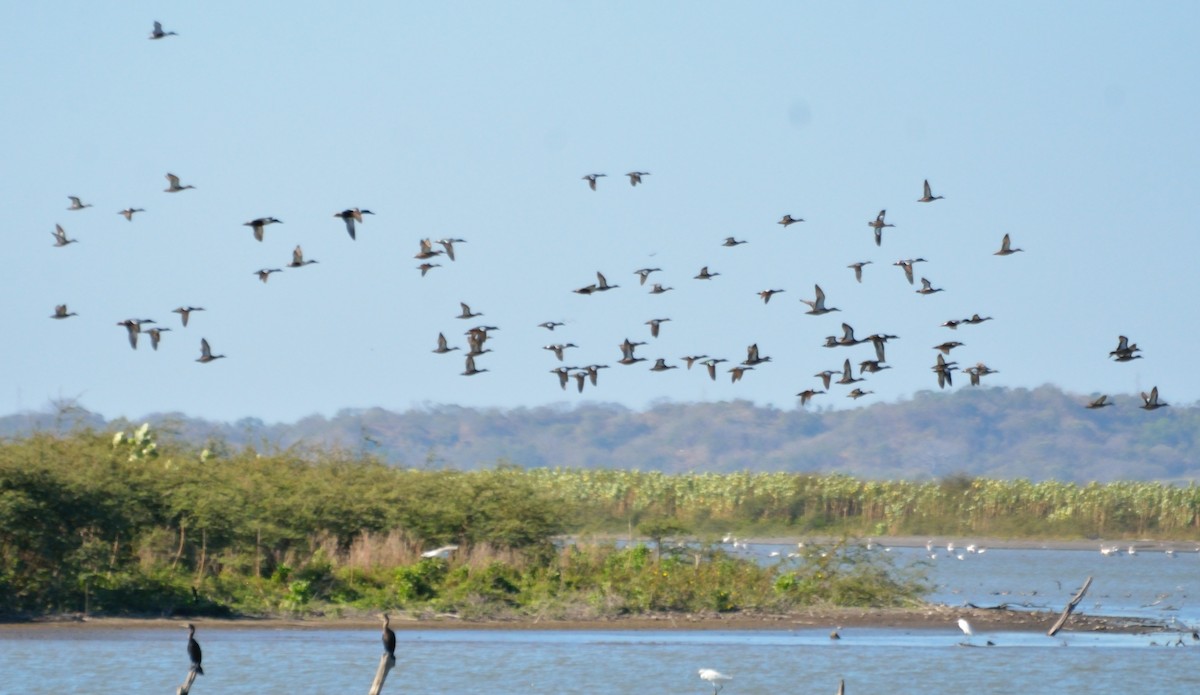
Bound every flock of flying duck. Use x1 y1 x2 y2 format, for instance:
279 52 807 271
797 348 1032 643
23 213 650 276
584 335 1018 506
45 21 1168 414
40 23 385 368
48 178 375 364
407 169 1168 411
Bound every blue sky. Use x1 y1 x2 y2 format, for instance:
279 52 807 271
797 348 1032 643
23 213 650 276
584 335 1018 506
4 3 1198 422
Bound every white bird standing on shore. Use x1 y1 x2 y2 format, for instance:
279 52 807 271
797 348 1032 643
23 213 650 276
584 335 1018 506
699 668 732 693
957 618 974 644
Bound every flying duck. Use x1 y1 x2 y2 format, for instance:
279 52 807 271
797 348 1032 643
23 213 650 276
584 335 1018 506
243 217 282 242
893 258 926 285
646 318 670 338
458 303 483 319
916 277 944 295
543 343 578 361
836 359 863 385
52 224 78 247
287 246 317 267
433 333 459 354
415 238 443 260
334 208 374 239
868 209 894 246
437 238 465 261
801 284 840 315
164 173 195 192
994 233 1023 256
196 338 225 363
149 21 177 39
917 179 943 202
51 304 77 319
743 343 771 366
147 327 171 351
634 268 662 285
797 389 824 406
461 355 488 376
171 306 204 328
729 365 754 382
1140 386 1168 410
703 358 728 381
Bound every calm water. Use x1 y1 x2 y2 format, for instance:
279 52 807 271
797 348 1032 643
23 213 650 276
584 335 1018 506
744 542 1200 625
2 547 1198 694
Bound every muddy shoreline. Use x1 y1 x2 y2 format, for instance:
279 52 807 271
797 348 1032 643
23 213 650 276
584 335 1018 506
0 605 1167 635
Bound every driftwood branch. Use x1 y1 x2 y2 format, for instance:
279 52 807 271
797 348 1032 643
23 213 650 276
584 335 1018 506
176 666 199 695
368 653 397 695
1047 575 1093 637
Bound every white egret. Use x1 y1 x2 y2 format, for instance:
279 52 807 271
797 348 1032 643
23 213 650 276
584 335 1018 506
699 668 732 693
957 618 974 645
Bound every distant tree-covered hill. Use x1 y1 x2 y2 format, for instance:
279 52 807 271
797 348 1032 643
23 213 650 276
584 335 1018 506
2 385 1196 482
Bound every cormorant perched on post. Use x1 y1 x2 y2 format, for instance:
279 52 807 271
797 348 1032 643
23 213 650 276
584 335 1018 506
186 623 204 675
380 613 396 659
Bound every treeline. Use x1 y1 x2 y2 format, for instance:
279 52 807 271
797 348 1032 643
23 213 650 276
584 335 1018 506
0 428 566 615
2 428 1198 617
4 385 1198 482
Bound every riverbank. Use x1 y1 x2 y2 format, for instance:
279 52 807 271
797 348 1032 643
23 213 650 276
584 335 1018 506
0 603 1167 635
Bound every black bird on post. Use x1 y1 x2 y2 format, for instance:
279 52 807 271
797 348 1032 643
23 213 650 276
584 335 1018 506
369 613 399 695
186 623 204 675
380 613 396 659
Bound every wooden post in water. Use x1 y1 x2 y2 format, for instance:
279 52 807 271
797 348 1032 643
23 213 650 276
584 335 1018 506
368 654 396 695
176 667 199 695
1047 575 1093 637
